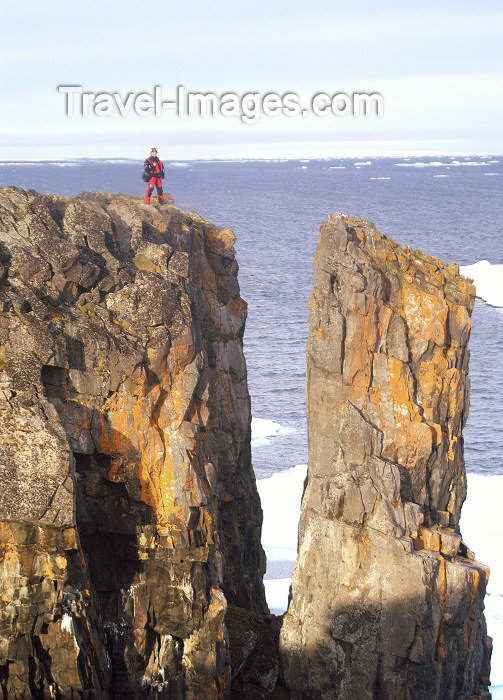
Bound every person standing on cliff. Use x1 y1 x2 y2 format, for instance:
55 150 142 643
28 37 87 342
144 148 165 204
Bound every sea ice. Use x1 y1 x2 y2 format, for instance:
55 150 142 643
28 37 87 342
460 260 503 307
462 473 503 685
257 464 307 563
264 578 291 613
252 417 282 440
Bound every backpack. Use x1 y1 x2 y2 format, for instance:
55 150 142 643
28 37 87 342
142 157 164 182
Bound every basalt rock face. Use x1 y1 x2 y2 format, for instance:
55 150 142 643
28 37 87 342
0 186 267 698
280 214 491 699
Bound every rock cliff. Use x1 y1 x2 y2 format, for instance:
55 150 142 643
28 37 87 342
0 190 492 700
280 214 491 699
0 187 268 698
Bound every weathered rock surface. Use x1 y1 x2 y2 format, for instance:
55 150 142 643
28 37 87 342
226 606 290 700
280 214 491 699
0 187 267 698
0 191 491 699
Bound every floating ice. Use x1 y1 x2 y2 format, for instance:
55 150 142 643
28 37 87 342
460 260 503 307
252 418 282 439
251 417 297 446
462 476 503 597
449 160 492 167
462 473 503 686
264 578 291 613
0 161 77 167
257 464 306 563
395 161 448 168
394 159 493 169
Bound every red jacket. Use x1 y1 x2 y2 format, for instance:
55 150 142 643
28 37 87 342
144 156 164 179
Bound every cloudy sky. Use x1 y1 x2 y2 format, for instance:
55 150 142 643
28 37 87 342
1 0 502 159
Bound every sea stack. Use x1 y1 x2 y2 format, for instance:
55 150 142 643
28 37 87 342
280 214 492 699
0 187 267 698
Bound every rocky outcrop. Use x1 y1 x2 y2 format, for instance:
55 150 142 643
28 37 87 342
0 187 267 698
0 190 492 699
280 214 491 699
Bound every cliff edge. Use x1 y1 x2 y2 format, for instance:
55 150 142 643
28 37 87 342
0 187 268 698
280 214 491 699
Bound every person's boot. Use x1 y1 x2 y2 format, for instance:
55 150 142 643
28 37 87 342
158 196 164 205
145 196 151 204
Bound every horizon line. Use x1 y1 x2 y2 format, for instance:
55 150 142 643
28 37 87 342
1 152 502 164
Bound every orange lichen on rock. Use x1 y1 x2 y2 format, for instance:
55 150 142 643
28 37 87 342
281 212 490 700
0 187 266 698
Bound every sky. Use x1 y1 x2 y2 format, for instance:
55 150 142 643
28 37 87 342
1 0 502 159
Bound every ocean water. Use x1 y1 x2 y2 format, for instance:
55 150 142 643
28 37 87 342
1 155 502 688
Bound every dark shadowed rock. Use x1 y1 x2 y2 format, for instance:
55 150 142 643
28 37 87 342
280 214 491 700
